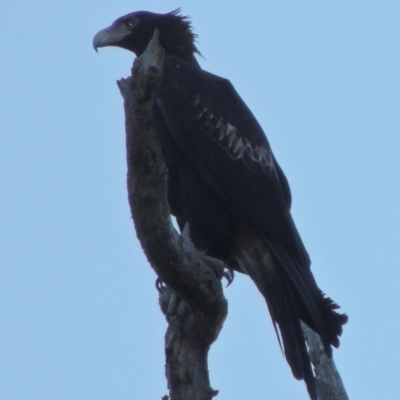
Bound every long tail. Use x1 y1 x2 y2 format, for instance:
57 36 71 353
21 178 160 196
234 231 347 400
267 241 348 355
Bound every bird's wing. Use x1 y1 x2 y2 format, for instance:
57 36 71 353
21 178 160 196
157 56 293 239
156 55 344 331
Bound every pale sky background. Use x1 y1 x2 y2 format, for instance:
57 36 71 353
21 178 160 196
1 1 399 399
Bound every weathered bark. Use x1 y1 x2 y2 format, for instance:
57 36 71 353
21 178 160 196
302 323 349 400
116 29 347 400
117 31 227 400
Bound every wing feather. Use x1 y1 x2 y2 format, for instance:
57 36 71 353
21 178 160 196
157 56 292 231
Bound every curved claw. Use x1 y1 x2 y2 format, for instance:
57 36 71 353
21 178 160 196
155 277 166 292
223 267 235 287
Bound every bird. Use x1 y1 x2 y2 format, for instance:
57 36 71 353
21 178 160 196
93 9 347 400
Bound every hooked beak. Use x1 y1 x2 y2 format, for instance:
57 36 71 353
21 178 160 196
93 23 131 52
93 28 111 52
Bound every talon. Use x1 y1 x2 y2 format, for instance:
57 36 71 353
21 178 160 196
155 277 166 292
223 268 234 287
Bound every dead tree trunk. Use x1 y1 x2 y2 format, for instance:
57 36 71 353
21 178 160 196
117 31 227 400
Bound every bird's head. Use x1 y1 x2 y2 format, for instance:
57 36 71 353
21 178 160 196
93 9 200 63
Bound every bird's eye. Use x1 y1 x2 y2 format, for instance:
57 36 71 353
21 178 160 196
126 18 139 29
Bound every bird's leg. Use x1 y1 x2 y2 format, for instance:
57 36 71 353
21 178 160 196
182 222 234 286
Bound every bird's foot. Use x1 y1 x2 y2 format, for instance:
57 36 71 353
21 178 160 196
203 255 234 287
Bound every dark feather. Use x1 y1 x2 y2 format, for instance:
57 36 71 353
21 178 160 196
94 11 348 400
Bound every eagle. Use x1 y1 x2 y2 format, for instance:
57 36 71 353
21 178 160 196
93 10 347 399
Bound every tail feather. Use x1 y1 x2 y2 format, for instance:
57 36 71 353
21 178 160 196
233 228 347 400
243 251 318 400
268 241 348 355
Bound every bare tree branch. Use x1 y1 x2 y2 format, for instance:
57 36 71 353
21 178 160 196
117 30 228 400
302 323 349 400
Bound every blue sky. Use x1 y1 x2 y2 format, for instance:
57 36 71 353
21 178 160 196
1 1 399 399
